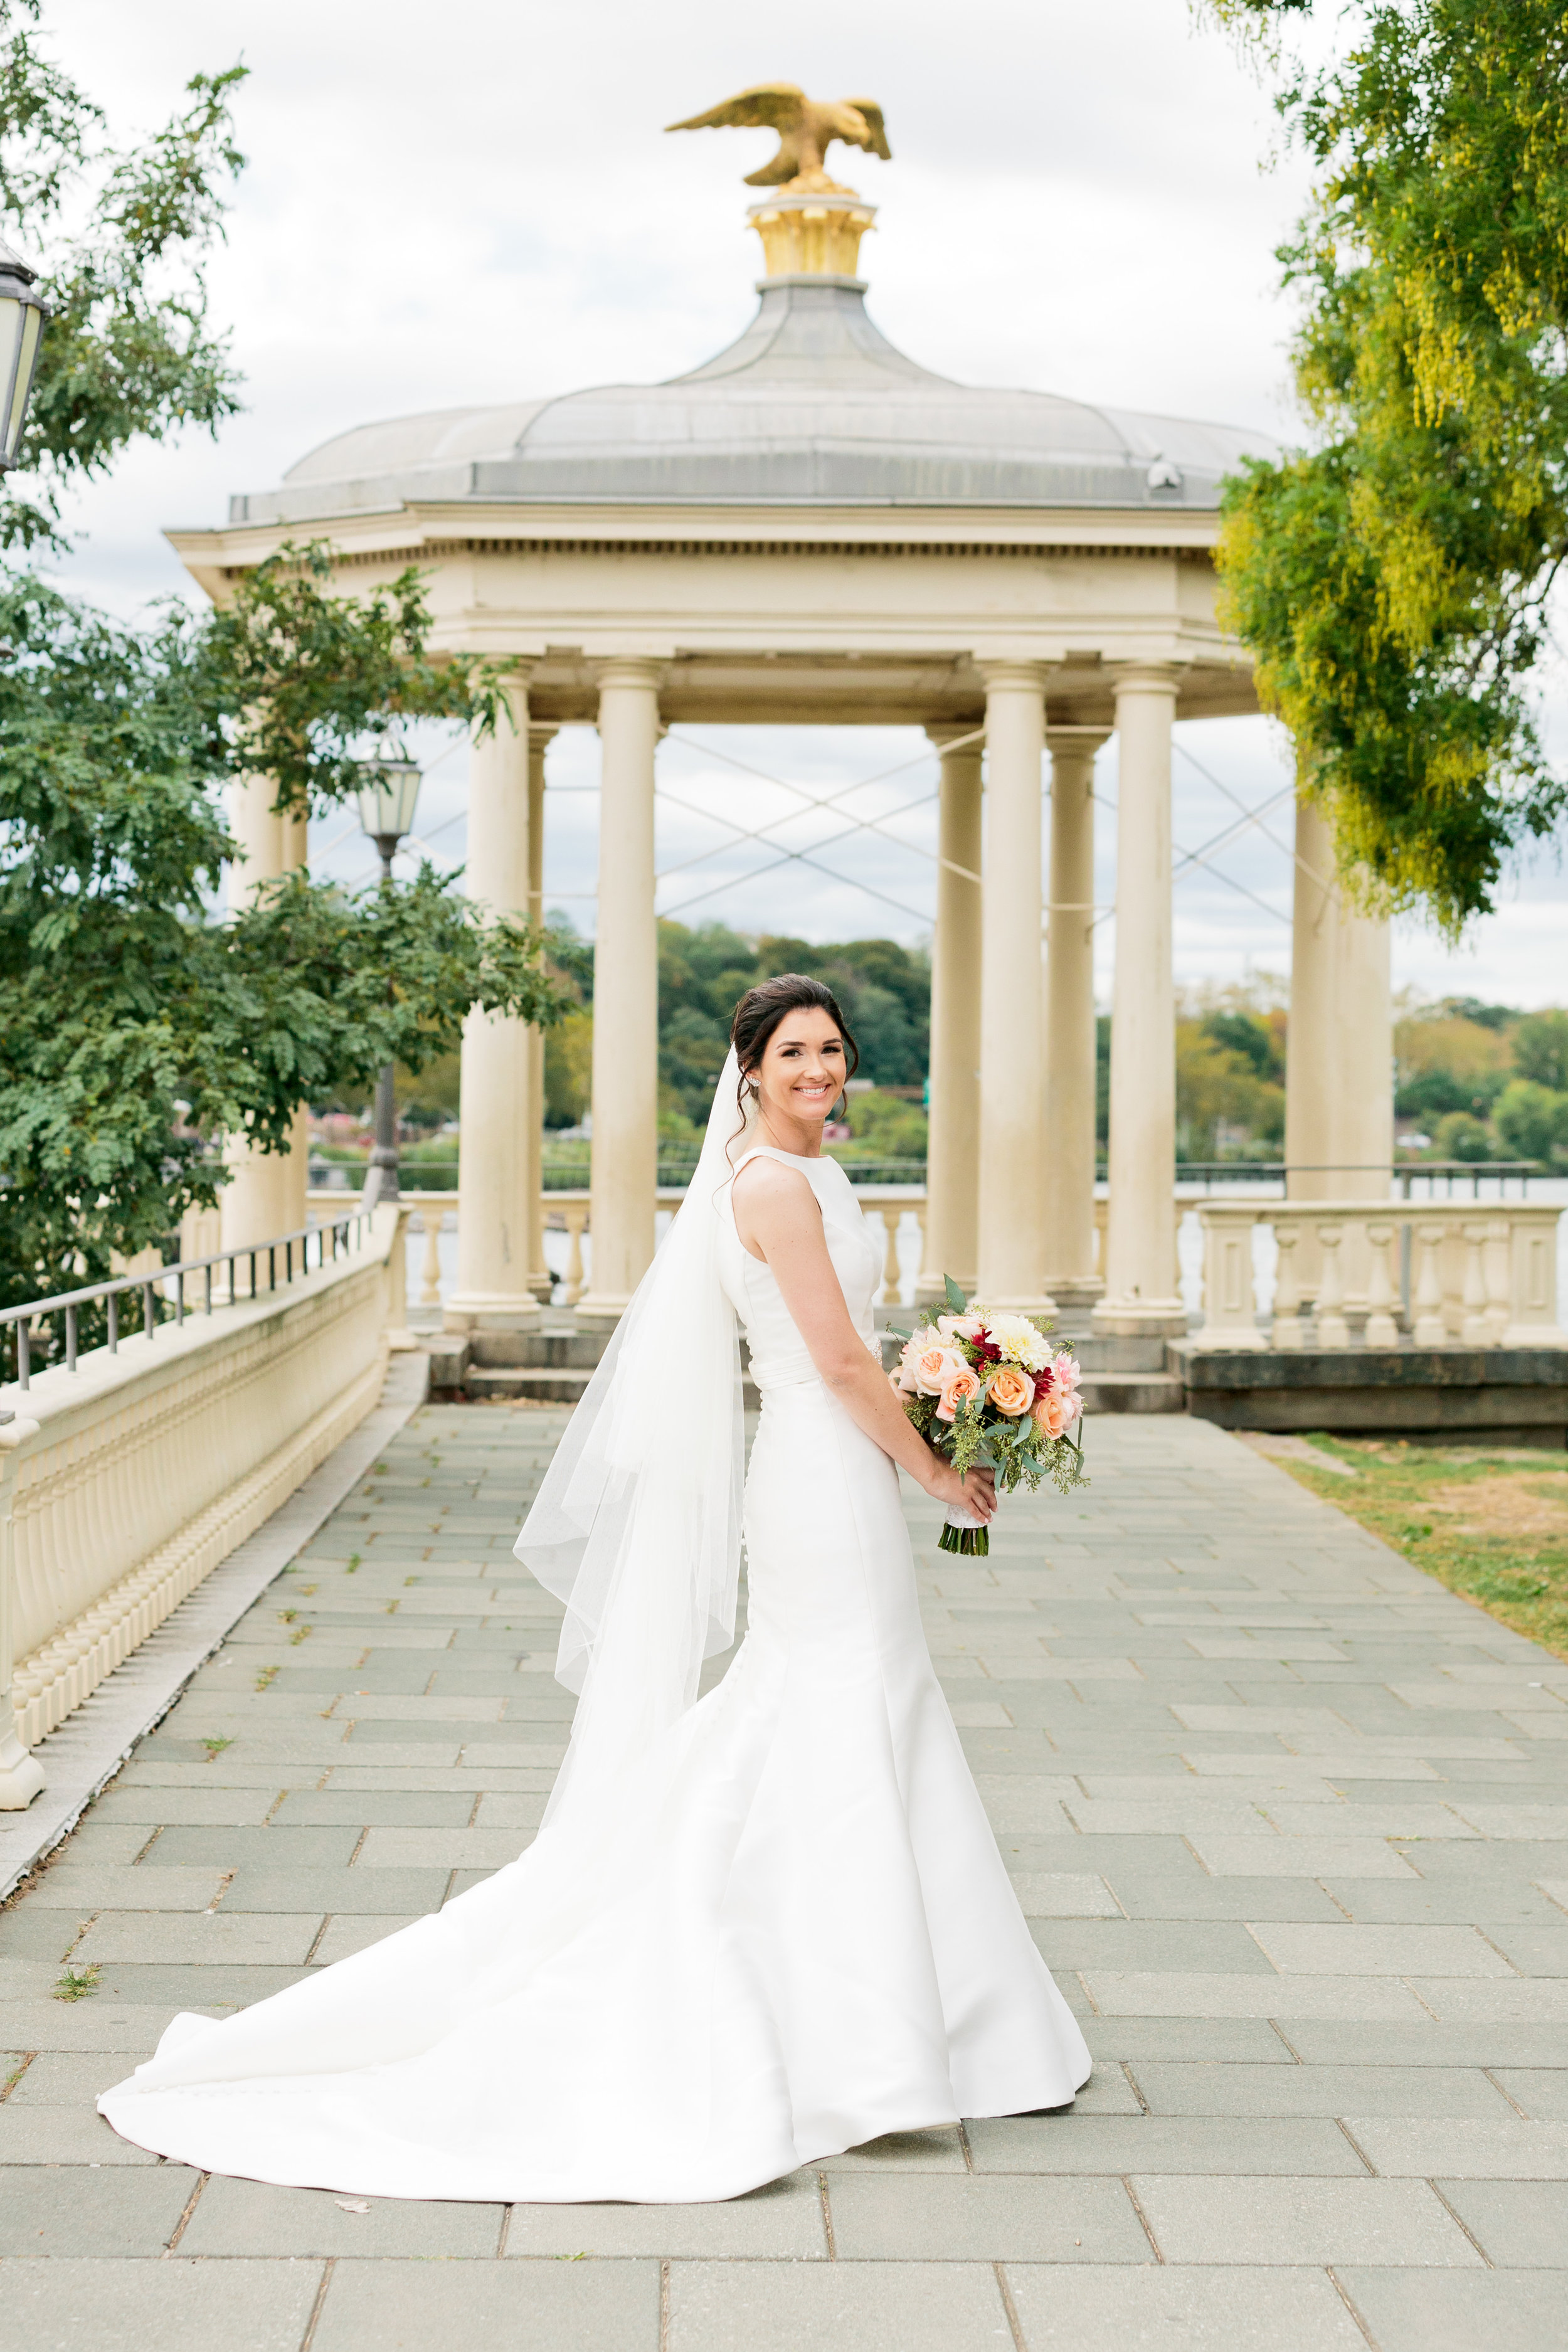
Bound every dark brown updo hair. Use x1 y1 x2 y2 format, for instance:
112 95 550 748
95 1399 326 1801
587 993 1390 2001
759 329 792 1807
729 972 859 1137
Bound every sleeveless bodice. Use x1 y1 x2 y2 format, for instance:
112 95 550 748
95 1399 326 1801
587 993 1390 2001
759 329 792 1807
717 1147 882 1390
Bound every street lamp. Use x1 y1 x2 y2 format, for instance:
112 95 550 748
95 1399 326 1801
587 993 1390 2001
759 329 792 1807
356 759 422 1209
0 238 50 470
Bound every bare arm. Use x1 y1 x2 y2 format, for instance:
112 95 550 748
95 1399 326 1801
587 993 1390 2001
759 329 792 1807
732 1159 995 1523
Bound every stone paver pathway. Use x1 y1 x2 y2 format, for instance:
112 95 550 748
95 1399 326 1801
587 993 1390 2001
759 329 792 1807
2 1406 1566 2351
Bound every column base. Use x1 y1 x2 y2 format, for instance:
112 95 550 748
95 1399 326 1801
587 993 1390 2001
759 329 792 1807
1091 1295 1189 1339
443 1292 543 1335
526 1269 553 1305
574 1291 631 1327
0 1725 45 1811
1042 1274 1105 1311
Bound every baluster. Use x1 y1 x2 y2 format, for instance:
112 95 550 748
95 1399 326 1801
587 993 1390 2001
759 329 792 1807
1092 1196 1108 1278
563 1205 588 1307
1412 1221 1447 1345
1484 1214 1512 1345
1459 1219 1490 1344
1315 1222 1348 1348
879 1208 902 1305
1195 1210 1263 1348
418 1207 444 1308
911 1201 929 1291
1364 1221 1399 1348
1271 1216 1305 1348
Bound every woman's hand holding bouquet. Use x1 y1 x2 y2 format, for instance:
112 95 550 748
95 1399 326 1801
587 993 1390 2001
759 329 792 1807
889 1279 1088 1555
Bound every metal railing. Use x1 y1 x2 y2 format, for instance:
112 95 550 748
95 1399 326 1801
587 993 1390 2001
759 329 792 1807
1 1209 374 1391
1123 1160 1548 1198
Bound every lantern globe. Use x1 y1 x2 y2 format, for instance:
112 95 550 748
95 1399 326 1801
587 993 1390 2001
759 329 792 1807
355 759 423 852
0 238 50 471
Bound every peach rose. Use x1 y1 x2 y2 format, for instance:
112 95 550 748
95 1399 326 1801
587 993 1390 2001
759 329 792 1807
1032 1387 1077 1439
987 1364 1035 1417
913 1343 963 1397
935 1365 982 1423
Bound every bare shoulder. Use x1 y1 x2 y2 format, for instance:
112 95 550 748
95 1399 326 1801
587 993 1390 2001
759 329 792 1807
731 1153 821 1218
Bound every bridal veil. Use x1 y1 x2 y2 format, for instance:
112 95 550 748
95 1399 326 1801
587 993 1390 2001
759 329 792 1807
516 1048 754 1826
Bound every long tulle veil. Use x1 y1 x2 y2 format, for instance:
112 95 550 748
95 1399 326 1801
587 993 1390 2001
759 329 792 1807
515 1049 754 1827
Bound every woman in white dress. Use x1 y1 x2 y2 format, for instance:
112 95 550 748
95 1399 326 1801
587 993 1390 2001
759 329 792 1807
98 973 1090 2200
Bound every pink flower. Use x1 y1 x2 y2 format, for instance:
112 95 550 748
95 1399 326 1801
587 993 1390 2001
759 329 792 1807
1032 1387 1078 1439
935 1365 982 1422
913 1343 963 1397
1052 1352 1082 1396
987 1364 1035 1417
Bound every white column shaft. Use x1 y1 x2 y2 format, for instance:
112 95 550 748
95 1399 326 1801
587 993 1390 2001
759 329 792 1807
221 778 295 1253
1288 792 1392 1200
975 666 1054 1312
578 662 662 1320
1094 669 1185 1337
1043 732 1106 1303
448 678 539 1330
918 729 983 1300
526 726 554 1300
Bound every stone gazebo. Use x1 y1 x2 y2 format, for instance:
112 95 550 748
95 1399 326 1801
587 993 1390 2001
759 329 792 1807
170 163 1394 1340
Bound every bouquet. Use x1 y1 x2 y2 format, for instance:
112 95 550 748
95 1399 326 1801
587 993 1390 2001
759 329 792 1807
889 1278 1088 1555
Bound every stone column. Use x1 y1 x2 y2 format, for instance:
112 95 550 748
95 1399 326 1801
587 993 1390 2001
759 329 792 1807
1042 729 1108 1308
446 675 541 1333
526 724 555 1302
974 664 1054 1314
1093 667 1186 1337
281 806 311 1234
1288 791 1392 1199
577 660 662 1323
221 777 294 1253
916 725 983 1303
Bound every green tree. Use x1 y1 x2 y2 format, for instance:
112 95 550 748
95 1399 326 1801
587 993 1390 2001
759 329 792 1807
1512 1010 1568 1094
1206 0 1568 930
0 578 564 1315
0 4 247 551
1492 1079 1568 1167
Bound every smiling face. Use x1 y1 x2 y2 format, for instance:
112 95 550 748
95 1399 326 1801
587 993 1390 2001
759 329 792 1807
750 1006 848 1142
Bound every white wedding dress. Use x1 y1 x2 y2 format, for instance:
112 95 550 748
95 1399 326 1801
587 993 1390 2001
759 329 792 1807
98 1140 1089 2200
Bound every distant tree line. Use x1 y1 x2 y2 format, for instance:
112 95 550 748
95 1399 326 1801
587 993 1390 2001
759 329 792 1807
540 919 931 1143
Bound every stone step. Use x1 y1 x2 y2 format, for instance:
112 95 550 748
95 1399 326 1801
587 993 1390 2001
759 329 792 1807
1078 1370 1187 1415
464 1367 595 1404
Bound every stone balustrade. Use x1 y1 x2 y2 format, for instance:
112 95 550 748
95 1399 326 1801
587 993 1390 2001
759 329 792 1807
320 1188 933 1314
1191 1199 1567 1352
0 1207 409 1803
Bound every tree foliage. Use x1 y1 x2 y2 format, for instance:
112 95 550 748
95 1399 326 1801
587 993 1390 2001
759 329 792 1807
1205 0 1568 930
0 574 565 1312
0 1 246 549
202 544 506 813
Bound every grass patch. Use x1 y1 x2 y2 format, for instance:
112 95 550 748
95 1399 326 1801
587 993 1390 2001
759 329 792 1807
1264 1434 1568 1660
52 1965 100 2002
200 1735 233 1762
255 1665 279 1692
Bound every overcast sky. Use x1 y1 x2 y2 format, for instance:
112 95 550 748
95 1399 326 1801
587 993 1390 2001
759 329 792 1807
37 0 1568 1006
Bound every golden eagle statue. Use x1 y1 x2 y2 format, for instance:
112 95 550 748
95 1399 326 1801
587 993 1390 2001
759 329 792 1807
665 83 891 193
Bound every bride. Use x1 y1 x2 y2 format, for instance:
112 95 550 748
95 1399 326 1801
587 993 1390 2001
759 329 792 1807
98 972 1091 2201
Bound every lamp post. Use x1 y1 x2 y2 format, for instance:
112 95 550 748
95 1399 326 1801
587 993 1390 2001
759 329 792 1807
0 239 50 470
356 760 422 1210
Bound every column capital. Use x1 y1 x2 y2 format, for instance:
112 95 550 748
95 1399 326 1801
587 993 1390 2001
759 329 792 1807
1046 726 1111 758
526 722 558 755
592 657 668 696
976 659 1051 694
1111 662 1185 702
924 721 985 752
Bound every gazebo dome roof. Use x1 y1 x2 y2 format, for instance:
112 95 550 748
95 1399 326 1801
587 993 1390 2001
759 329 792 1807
232 275 1277 528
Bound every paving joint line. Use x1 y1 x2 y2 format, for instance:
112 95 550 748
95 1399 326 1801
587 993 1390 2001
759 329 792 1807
163 2169 208 2254
993 2260 1027 2351
1121 2173 1164 2261
817 2170 837 2257
1327 2264 1384 2348
298 2256 335 2351
1427 2177 1495 2266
